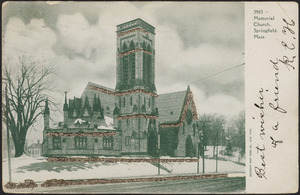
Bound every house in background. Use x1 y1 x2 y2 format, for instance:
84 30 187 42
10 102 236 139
26 140 42 158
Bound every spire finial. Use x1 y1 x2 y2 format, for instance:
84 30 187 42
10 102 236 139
64 91 67 104
63 92 69 111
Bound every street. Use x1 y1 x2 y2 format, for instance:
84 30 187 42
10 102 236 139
13 176 245 193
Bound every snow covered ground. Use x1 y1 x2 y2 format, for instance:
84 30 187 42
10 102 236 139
2 152 244 184
205 145 245 164
2 155 167 183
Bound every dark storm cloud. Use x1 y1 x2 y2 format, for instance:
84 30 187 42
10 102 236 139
2 2 101 31
3 2 103 60
3 1 245 118
52 40 98 61
154 2 244 49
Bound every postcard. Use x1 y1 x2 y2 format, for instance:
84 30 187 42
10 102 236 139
2 1 298 194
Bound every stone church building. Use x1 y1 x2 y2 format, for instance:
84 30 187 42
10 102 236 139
42 18 200 157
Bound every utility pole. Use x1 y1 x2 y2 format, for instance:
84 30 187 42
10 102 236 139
197 141 199 174
201 134 205 173
158 133 160 175
5 85 12 182
197 133 204 174
216 128 219 173
198 116 210 174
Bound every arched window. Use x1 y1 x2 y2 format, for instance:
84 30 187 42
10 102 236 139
130 97 133 106
103 136 113 150
130 53 135 81
147 55 152 84
193 124 196 136
125 136 131 146
148 98 151 108
129 40 135 50
128 40 135 83
122 42 128 52
52 137 62 150
123 97 126 107
143 53 147 84
123 56 129 84
147 44 151 52
75 136 87 149
142 41 146 50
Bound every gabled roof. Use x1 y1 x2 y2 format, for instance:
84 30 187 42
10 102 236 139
81 82 115 117
84 82 115 93
157 86 198 127
156 90 188 124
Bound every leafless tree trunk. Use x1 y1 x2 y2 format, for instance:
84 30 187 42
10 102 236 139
198 113 226 157
226 110 245 159
2 56 56 157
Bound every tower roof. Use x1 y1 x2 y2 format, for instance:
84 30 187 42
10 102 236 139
63 91 68 111
44 98 50 116
116 18 155 34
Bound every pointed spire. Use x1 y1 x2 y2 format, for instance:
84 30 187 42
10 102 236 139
83 96 90 108
100 106 104 119
92 94 97 111
113 106 120 115
64 92 67 104
97 96 101 112
63 91 68 111
82 96 91 116
44 98 50 116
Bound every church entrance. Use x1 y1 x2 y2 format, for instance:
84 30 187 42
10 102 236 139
148 130 158 157
185 135 194 157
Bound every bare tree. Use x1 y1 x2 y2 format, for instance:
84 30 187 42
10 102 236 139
2 56 56 157
198 113 226 156
226 111 245 161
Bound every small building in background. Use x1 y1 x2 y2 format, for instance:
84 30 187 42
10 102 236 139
27 140 42 157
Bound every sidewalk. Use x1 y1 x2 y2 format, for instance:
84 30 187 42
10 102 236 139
4 172 245 193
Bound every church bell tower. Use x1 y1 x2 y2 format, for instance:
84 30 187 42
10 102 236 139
114 18 158 155
115 18 156 92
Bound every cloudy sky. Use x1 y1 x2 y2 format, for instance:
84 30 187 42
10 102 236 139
2 2 244 143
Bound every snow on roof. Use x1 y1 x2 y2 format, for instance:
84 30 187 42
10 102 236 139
98 126 115 130
51 122 63 129
98 116 115 130
74 118 89 124
105 116 113 126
